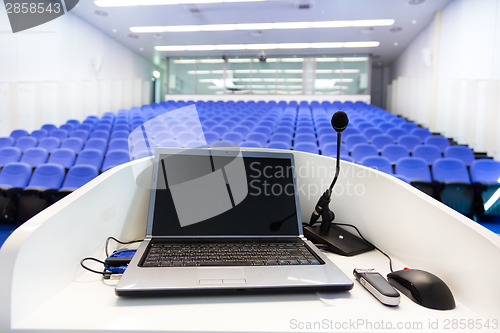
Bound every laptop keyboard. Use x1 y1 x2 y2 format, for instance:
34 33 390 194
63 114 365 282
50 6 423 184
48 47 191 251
141 241 323 267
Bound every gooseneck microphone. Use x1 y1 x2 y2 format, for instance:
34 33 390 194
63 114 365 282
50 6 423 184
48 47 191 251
303 110 374 256
309 111 349 233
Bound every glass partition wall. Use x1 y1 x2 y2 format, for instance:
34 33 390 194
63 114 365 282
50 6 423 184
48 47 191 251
167 55 369 96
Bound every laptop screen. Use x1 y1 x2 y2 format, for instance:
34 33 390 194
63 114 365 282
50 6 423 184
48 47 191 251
148 149 301 237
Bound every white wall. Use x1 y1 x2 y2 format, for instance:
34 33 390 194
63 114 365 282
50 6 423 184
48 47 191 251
388 0 500 159
0 10 155 136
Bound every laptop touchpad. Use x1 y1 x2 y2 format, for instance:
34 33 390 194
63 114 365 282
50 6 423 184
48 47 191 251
198 268 246 285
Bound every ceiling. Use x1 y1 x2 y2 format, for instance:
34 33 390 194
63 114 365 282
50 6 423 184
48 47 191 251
71 0 452 68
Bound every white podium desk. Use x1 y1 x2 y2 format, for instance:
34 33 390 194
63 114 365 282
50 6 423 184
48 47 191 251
1 149 499 333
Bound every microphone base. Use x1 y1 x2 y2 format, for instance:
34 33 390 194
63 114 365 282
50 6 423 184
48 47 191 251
303 224 374 257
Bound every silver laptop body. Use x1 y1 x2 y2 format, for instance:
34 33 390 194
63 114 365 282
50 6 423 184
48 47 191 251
116 147 353 296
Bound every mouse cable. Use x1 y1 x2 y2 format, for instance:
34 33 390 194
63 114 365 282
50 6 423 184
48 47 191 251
80 257 110 277
105 236 143 257
332 222 394 273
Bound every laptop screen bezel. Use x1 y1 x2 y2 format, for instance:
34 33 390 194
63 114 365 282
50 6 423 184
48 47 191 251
145 147 304 238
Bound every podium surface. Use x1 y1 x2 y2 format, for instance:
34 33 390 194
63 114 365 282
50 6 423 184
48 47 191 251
1 149 499 332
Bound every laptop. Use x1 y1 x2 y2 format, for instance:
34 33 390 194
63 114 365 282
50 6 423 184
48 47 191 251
115 147 353 296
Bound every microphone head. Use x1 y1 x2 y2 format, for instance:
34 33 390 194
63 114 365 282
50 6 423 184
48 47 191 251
331 111 349 133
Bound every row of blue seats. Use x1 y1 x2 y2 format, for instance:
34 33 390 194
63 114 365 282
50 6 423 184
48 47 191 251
0 162 99 225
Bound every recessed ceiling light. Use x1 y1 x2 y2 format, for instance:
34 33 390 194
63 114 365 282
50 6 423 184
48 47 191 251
130 19 395 33
408 0 425 4
393 42 399 46
156 41 379 52
95 0 266 7
112 28 117 33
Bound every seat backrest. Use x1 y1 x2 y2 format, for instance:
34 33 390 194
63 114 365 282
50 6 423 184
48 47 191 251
371 134 394 150
444 145 475 166
38 137 61 154
432 158 470 183
61 137 84 154
395 157 432 182
411 128 432 141
0 137 15 149
470 159 500 183
413 145 442 164
27 164 65 189
424 135 450 152
84 138 108 153
386 128 408 140
14 136 37 152
381 144 410 164
397 134 422 151
360 156 393 174
344 134 367 150
350 143 379 163
19 147 48 168
320 142 349 158
61 165 99 190
75 149 105 170
0 147 22 167
294 142 319 154
47 148 76 169
101 150 131 172
0 162 32 187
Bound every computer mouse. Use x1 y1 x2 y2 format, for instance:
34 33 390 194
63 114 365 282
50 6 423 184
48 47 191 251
387 269 455 310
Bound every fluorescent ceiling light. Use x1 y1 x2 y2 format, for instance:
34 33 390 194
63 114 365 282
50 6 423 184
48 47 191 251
131 19 394 33
173 59 225 64
95 0 265 7
156 41 379 52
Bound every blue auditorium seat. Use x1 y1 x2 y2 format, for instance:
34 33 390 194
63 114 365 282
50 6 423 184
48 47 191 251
240 141 263 148
294 142 319 154
50 129 69 141
411 128 432 142
360 156 393 174
371 134 394 150
320 142 349 159
294 133 316 145
184 140 207 149
231 125 251 138
78 123 94 132
0 162 32 187
345 134 367 150
210 125 229 138
397 134 422 151
356 122 374 132
432 158 474 217
60 165 99 191
30 129 48 141
318 133 337 148
176 131 197 144
400 122 419 132
70 129 90 142
75 149 105 170
266 142 290 150
0 147 22 167
395 157 434 196
95 124 112 132
113 124 130 133
270 133 293 145
9 129 28 141
470 159 500 216
203 132 220 144
425 135 450 153
0 137 14 149
444 145 475 166
342 127 361 137
101 150 131 172
222 132 244 145
413 145 442 164
157 139 182 148
381 144 410 164
210 141 238 148
350 143 379 163
274 126 295 137
253 126 273 137
38 137 61 154
362 127 383 140
0 162 33 224
90 130 110 141
60 137 84 154
84 138 108 154
153 131 173 143
432 158 470 183
246 133 268 147
386 128 407 140
378 122 396 132
59 124 74 133
14 136 37 152
41 124 57 134
47 148 76 169
66 119 80 128
25 163 65 190
19 147 48 168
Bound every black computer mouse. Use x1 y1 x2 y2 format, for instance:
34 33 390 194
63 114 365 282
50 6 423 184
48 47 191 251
387 269 455 310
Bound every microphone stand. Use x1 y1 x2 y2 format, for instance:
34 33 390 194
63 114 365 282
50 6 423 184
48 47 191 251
303 113 374 256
